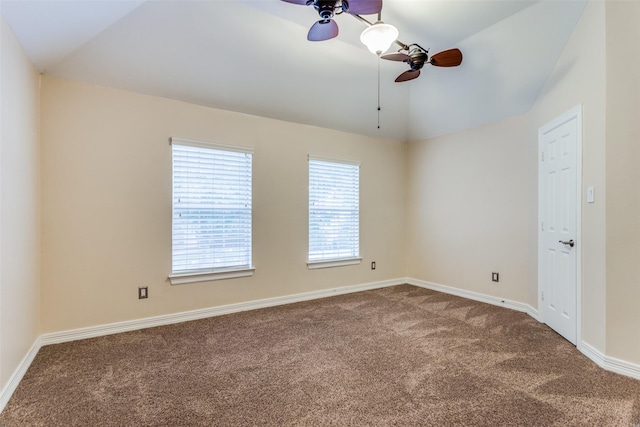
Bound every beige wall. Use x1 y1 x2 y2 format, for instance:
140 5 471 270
40 76 406 333
605 0 640 364
405 114 530 303
528 1 607 353
0 17 41 388
406 1 611 357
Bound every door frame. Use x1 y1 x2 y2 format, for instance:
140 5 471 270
537 104 583 346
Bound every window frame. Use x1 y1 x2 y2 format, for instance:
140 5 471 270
169 137 254 285
307 155 362 270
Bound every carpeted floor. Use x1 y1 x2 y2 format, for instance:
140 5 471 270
2 285 640 426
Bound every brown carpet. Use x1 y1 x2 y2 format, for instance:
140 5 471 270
2 285 640 426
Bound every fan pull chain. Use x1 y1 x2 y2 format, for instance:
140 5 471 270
377 55 381 129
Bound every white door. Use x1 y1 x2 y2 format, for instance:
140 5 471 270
539 107 581 345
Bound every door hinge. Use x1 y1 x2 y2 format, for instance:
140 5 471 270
541 221 544 231
541 151 545 162
541 291 544 301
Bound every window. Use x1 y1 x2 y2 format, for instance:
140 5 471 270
170 137 253 284
308 156 361 269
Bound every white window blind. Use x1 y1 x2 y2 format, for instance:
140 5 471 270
171 138 252 275
309 157 360 263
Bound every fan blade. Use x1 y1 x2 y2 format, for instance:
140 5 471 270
347 0 382 15
395 70 420 83
308 19 339 41
281 0 309 4
381 52 411 62
430 48 463 67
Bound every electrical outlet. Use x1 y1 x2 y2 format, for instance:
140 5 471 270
492 272 499 282
138 286 148 299
371 261 376 270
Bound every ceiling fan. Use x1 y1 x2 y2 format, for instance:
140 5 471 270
382 45 463 82
282 0 382 41
282 0 463 83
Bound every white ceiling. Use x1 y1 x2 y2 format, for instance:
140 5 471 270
1 0 587 142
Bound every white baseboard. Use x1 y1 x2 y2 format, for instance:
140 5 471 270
526 305 541 322
41 278 405 346
4 277 639 414
580 341 640 381
405 277 538 317
0 338 41 413
405 278 640 381
579 341 605 367
605 354 640 380
3 278 401 411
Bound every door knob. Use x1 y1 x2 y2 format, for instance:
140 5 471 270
559 239 575 248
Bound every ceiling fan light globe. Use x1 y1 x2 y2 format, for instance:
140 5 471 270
360 22 398 55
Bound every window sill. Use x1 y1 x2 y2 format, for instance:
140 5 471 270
169 267 255 285
307 257 362 270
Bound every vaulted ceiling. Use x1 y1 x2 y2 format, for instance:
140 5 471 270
1 0 586 142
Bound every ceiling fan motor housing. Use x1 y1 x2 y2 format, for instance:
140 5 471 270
409 50 428 71
314 0 337 20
